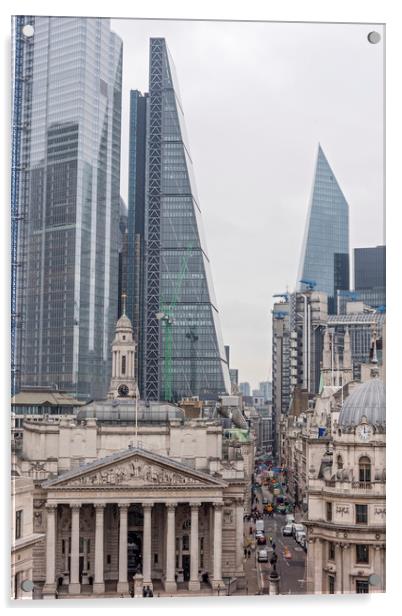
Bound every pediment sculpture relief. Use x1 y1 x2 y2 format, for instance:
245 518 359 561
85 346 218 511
65 459 204 487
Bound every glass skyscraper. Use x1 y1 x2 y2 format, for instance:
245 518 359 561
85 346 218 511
298 145 349 313
128 38 230 402
12 17 122 399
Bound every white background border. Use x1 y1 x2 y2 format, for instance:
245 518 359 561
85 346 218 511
1 1 399 614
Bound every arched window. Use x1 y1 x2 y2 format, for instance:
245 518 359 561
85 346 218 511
182 534 189 551
121 355 126 375
337 455 343 470
359 456 371 483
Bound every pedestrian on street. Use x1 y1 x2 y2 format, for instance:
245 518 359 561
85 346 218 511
244 547 247 557
247 549 251 559
249 526 252 535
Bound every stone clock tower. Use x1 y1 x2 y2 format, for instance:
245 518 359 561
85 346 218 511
108 297 139 399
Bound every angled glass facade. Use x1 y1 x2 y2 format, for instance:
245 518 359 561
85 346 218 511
298 145 349 313
129 38 230 401
12 17 122 399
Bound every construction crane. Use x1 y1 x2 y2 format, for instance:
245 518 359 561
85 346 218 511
156 243 194 402
299 278 317 290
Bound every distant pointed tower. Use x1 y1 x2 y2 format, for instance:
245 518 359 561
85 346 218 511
108 295 139 399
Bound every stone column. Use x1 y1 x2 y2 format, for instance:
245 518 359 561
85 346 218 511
82 538 89 584
164 503 177 592
189 502 201 591
335 543 342 593
43 504 57 597
93 503 106 594
142 503 153 589
211 502 224 590
69 504 81 594
313 538 323 594
235 498 244 574
342 544 351 592
117 504 129 594
372 545 383 592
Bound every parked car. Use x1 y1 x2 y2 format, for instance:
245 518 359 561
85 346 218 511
256 533 267 545
291 523 305 537
282 524 293 536
285 513 295 525
299 536 307 551
257 549 269 562
262 497 269 505
295 530 306 544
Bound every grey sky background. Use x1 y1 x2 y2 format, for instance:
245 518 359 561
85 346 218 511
111 18 384 388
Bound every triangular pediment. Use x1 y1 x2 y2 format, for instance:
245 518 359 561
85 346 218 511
42 447 227 489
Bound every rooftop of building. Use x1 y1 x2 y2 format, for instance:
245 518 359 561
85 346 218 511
11 388 85 407
338 376 385 428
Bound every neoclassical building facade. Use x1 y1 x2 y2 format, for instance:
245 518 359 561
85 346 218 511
305 374 386 594
15 312 247 599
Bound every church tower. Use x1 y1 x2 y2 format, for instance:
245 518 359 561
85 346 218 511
108 296 139 399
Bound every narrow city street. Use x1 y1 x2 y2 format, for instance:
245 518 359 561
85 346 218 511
247 478 307 595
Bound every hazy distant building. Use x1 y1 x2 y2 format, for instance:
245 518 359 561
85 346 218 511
239 382 251 397
298 145 349 313
259 381 272 402
12 17 122 399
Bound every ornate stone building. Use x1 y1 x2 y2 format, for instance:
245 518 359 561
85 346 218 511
305 374 386 594
15 313 247 599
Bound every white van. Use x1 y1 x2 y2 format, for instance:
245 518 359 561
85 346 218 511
255 519 264 533
286 513 295 525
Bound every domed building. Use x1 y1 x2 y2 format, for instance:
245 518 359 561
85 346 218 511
305 371 386 594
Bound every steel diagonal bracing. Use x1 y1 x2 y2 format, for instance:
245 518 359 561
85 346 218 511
145 39 163 400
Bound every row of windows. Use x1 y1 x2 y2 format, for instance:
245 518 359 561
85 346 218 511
326 502 368 524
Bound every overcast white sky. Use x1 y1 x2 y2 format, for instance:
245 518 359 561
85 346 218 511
111 18 384 388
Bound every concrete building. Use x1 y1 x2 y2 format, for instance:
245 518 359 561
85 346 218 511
14 312 247 599
272 300 291 462
11 476 44 599
305 374 385 594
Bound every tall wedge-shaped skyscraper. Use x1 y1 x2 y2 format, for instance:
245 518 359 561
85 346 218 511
298 145 349 313
128 38 230 401
12 17 122 399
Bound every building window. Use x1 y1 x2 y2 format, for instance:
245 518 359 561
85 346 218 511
328 542 335 561
107 554 111 565
328 575 335 594
326 502 332 521
121 355 126 375
337 455 343 470
356 579 369 593
359 456 371 483
15 510 22 539
356 504 368 524
154 553 158 564
356 544 369 564
182 534 189 551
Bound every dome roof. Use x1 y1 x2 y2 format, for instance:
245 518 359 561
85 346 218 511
338 378 385 428
116 313 133 331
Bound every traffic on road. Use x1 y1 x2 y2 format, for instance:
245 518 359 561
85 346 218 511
246 462 307 594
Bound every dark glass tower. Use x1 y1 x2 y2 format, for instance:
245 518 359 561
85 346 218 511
128 38 230 401
354 245 385 290
12 17 122 399
298 145 349 312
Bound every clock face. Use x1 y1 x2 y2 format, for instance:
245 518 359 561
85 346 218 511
118 384 129 397
356 424 372 441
